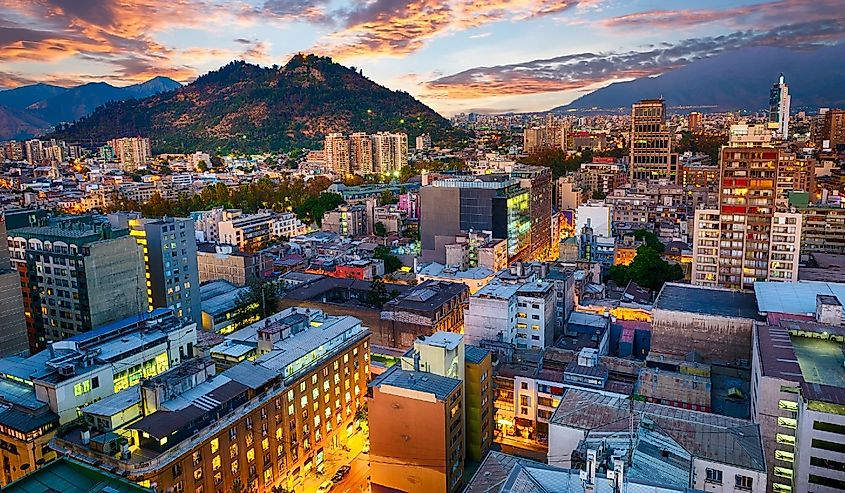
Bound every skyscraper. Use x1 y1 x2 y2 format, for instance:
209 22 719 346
108 137 152 171
688 111 702 131
821 108 845 150
629 99 677 182
768 73 791 140
372 131 408 175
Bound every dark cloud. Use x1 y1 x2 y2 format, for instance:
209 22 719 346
425 19 845 98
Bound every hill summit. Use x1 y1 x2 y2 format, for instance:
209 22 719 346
52 54 453 153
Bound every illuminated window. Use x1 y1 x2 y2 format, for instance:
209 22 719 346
262 438 269 451
776 434 795 446
775 450 795 463
247 448 255 462
230 443 238 459
210 438 219 454
778 400 798 412
212 455 221 470
774 466 793 480
778 417 797 429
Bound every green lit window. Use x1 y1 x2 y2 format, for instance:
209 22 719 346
776 433 795 446
774 466 793 479
772 483 792 493
778 416 797 429
778 400 798 412
73 379 91 396
775 450 795 463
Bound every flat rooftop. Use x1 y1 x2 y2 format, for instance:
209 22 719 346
754 281 845 316
371 365 460 401
792 336 845 388
3 457 152 493
655 283 760 320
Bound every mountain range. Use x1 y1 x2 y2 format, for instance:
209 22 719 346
0 77 181 140
50 55 454 153
555 44 845 112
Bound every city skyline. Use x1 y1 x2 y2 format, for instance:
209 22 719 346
1 0 844 115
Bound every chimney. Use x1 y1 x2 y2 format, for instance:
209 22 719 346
610 456 624 492
815 294 842 327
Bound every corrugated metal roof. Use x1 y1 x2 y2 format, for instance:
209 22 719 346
754 280 845 316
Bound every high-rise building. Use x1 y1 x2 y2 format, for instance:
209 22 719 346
24 139 44 164
108 137 152 171
629 99 677 182
325 132 351 174
4 141 23 161
6 215 147 351
50 307 369 493
523 123 566 154
126 216 202 325
372 131 408 175
349 132 373 174
820 108 845 150
768 74 791 140
691 145 802 290
415 133 432 150
0 216 27 356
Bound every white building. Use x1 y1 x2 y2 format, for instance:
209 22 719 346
769 74 791 140
576 201 611 238
463 279 555 350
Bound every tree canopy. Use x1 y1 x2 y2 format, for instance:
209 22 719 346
607 245 684 291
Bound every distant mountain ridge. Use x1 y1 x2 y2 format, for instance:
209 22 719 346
50 54 455 153
554 44 845 112
0 77 181 139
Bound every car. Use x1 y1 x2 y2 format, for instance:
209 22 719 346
331 472 343 483
337 465 352 476
316 480 334 493
362 442 370 454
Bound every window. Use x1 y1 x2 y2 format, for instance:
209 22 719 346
210 438 219 454
173 481 184 493
231 459 239 474
247 448 255 462
230 443 238 459
774 466 793 480
519 395 530 406
705 468 722 484
520 382 528 390
735 475 753 490
172 463 183 478
192 451 202 466
812 438 845 454
212 455 221 471
775 450 794 463
813 420 845 435
193 468 202 481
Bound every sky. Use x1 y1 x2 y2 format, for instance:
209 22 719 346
1 0 844 115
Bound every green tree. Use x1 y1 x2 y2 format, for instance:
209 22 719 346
607 245 684 291
632 229 665 253
374 221 387 237
233 279 281 327
379 190 398 205
373 245 402 273
368 276 390 308
294 192 344 226
197 160 209 172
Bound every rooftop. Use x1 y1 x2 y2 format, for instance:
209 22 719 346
3 457 153 493
754 281 845 316
371 365 461 401
550 389 766 473
465 345 491 365
655 283 760 320
383 280 467 312
417 331 462 351
417 262 495 280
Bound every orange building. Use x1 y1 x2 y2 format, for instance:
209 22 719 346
370 366 465 493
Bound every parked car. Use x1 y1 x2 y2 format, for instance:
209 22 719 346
316 480 333 493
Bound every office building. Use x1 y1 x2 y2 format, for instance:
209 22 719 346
629 99 677 182
0 308 195 485
126 216 202 325
51 307 370 493
108 137 152 171
691 145 802 290
523 124 566 154
369 365 464 493
511 165 553 261
752 284 845 493
420 176 532 263
7 215 147 352
768 74 791 140
0 216 27 356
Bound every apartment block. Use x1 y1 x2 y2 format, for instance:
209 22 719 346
369 366 464 493
820 108 845 150
796 205 845 258
7 215 147 352
321 204 367 237
464 278 555 350
108 137 152 171
52 307 370 493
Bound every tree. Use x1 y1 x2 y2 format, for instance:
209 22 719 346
632 229 665 253
373 221 387 237
379 190 398 205
233 279 281 327
607 245 684 291
368 276 390 308
210 155 225 170
197 160 209 172
294 192 344 226
373 245 402 273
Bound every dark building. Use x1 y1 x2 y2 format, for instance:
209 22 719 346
0 216 27 356
629 99 678 183
821 108 845 151
420 175 532 264
511 165 553 261
380 280 469 348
